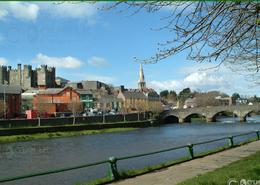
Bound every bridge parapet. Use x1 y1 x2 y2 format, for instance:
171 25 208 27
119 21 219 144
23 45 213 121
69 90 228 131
161 104 260 123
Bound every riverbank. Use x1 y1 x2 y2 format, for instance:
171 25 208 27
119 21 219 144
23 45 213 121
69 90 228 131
110 140 260 185
0 120 155 136
178 150 260 185
0 128 138 143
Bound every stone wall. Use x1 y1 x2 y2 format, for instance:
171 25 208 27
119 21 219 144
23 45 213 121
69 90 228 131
0 113 150 129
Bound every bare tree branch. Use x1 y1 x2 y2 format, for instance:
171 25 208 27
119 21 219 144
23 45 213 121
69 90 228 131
102 2 259 82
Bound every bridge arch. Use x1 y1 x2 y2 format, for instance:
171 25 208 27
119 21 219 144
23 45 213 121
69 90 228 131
183 113 206 123
211 111 238 122
163 115 179 124
243 110 259 120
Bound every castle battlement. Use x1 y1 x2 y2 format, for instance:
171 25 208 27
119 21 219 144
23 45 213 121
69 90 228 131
0 64 56 90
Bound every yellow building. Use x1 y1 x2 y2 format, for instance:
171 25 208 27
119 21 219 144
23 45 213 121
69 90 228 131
117 64 161 113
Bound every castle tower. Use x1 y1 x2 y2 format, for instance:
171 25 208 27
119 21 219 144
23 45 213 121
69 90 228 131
23 65 32 89
17 64 22 85
138 63 146 90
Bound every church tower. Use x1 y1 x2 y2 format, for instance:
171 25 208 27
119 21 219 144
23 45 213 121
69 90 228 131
138 63 146 90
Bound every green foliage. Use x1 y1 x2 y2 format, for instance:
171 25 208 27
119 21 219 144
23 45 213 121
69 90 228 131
160 90 169 98
232 93 240 100
253 95 260 102
0 128 138 143
168 90 177 100
178 88 192 102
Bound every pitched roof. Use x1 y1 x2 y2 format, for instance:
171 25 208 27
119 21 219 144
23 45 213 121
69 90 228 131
38 87 75 95
0 85 21 94
97 94 122 103
121 91 146 99
75 89 93 95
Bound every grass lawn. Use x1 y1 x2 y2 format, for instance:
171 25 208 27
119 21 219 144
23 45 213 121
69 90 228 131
0 128 138 143
178 151 260 185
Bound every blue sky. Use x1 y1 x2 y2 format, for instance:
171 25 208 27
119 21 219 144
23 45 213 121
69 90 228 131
0 2 259 96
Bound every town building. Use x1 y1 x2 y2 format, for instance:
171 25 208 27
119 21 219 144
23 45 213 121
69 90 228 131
22 88 40 112
67 80 110 91
76 89 94 110
117 90 147 112
0 85 22 118
96 94 121 112
32 87 81 116
0 64 56 90
55 77 69 88
117 64 161 113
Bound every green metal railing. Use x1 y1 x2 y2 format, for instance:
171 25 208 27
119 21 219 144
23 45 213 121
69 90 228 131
0 130 259 184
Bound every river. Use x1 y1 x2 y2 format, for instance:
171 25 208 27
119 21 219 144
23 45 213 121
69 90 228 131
0 116 260 185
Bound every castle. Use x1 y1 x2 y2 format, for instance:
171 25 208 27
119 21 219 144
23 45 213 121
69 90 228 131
0 64 56 90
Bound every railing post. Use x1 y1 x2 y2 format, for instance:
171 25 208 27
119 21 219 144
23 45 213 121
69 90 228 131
187 144 194 159
123 114 126 122
256 130 260 140
108 157 119 181
103 114 105 124
38 117 41 127
228 136 234 147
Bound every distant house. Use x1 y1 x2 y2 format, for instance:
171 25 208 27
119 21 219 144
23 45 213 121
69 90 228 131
96 94 121 112
33 87 81 116
55 77 69 88
117 90 147 112
215 96 233 106
184 97 198 108
22 88 40 111
0 85 21 118
67 80 110 91
76 89 94 109
236 98 248 105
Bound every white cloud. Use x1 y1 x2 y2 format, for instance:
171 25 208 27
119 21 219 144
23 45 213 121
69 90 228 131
42 2 98 19
0 2 39 21
0 9 8 20
150 71 229 93
33 53 83 69
88 56 108 67
0 2 99 21
0 57 8 65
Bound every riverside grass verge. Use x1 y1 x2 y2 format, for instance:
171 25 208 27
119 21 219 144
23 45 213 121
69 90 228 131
83 138 259 185
83 147 234 185
0 128 138 143
83 157 191 185
178 151 260 185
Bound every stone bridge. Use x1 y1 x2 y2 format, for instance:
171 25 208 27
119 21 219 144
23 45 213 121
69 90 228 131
160 104 260 123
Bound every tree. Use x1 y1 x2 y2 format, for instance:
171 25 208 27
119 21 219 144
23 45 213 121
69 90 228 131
104 2 259 81
68 99 83 125
160 90 169 99
232 93 241 100
168 90 177 101
178 88 192 106
253 95 260 102
33 95 48 126
0 100 8 118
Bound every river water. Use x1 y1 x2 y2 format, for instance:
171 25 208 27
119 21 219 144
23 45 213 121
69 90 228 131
0 116 260 185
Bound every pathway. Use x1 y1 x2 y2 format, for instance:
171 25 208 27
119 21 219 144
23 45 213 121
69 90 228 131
110 140 260 185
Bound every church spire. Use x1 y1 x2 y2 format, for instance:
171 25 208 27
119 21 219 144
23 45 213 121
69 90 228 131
138 63 146 90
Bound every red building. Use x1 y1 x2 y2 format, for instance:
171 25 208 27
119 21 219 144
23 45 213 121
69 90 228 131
33 87 81 116
0 85 22 118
